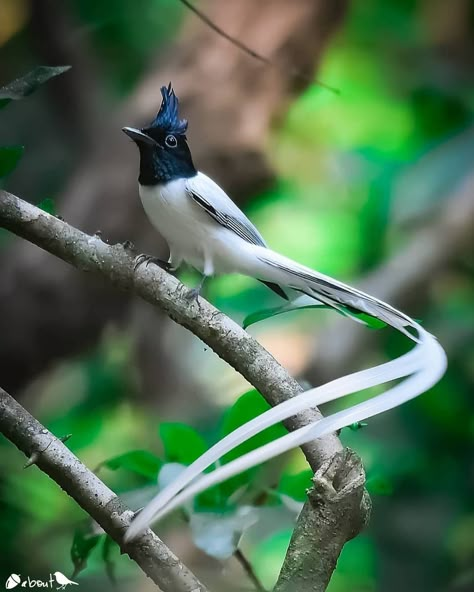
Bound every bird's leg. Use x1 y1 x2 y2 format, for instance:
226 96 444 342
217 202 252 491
185 275 207 303
185 254 212 303
133 254 172 272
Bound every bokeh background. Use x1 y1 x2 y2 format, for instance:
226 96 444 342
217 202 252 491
1 0 473 590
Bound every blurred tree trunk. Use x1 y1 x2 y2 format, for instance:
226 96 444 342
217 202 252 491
0 0 348 395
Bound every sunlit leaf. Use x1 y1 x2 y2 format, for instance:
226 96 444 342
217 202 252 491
159 422 208 465
0 146 24 178
99 450 162 480
0 65 71 102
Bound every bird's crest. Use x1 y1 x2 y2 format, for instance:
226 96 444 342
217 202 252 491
150 83 188 135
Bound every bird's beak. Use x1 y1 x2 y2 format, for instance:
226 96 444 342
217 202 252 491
122 127 156 145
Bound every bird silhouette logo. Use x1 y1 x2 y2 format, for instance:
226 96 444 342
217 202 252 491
52 573 78 590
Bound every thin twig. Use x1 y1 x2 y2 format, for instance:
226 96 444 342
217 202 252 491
235 549 267 592
176 0 339 94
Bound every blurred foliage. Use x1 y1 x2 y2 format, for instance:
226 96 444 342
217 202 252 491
0 0 473 591
0 145 23 177
71 0 184 94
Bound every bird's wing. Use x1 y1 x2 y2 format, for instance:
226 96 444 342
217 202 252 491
185 173 267 247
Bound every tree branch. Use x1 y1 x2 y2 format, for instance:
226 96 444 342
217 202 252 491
275 449 370 592
0 190 369 590
0 190 339 468
0 386 208 592
175 0 338 92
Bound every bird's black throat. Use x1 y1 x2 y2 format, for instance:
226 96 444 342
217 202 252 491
137 142 197 186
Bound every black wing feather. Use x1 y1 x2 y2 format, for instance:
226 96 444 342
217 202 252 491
188 190 266 247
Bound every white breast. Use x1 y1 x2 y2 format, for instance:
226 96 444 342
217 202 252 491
139 177 249 275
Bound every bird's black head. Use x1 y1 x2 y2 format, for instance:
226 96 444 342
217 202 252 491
123 83 196 185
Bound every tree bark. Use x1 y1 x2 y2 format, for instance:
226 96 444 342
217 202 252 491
275 449 370 592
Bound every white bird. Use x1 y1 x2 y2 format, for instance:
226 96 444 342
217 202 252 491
122 84 447 541
53 572 78 590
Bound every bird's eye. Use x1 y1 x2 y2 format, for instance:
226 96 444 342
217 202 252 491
165 134 177 148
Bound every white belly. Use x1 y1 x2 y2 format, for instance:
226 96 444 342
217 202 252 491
139 179 247 275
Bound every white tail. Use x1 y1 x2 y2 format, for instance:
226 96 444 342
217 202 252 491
125 321 446 541
251 245 418 339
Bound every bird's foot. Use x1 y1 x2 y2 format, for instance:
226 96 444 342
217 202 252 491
185 287 201 303
184 276 206 307
133 254 171 272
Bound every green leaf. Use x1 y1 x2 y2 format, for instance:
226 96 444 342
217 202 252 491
0 146 24 178
37 197 56 215
71 525 102 578
216 390 288 496
0 65 71 101
221 390 287 463
159 422 208 465
243 301 329 329
100 450 162 479
350 311 387 329
277 469 313 502
242 295 387 330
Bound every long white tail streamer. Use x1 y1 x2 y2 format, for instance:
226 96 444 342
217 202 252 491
125 324 446 541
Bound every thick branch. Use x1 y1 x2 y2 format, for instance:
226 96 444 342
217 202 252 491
0 386 207 592
275 450 370 592
0 190 369 590
0 190 339 468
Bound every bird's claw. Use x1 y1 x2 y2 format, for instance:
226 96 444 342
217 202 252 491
185 287 201 303
133 254 171 272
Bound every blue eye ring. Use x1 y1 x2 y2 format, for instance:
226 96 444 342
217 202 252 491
165 134 177 148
